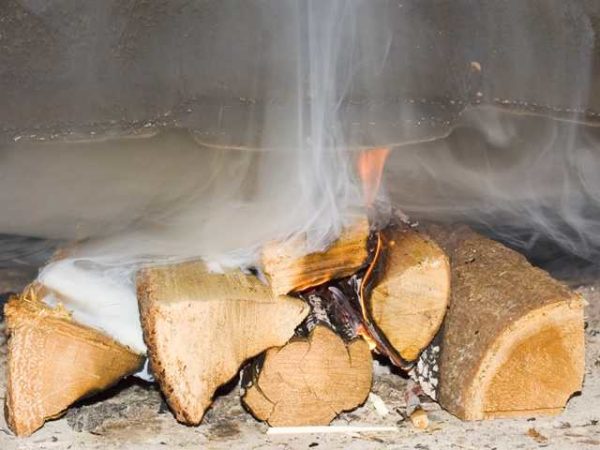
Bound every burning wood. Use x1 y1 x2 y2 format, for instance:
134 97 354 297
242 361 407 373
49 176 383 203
261 217 370 295
242 325 372 426
294 224 450 369
1 220 587 435
360 227 450 364
4 285 143 436
426 226 585 420
136 261 309 424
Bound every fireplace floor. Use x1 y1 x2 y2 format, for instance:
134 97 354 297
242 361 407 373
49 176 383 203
0 269 598 449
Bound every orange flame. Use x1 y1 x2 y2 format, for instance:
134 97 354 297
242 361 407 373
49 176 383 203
357 147 390 206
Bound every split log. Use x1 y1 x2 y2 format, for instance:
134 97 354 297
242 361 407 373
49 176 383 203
262 217 369 295
362 227 451 364
4 286 143 436
427 226 585 420
242 325 372 426
136 262 309 425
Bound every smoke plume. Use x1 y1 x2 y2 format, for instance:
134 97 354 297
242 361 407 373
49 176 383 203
1 1 600 356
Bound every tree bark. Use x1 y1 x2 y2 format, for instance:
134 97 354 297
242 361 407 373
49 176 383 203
426 225 585 420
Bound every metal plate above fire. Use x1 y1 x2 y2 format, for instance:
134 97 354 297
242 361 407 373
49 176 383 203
1 0 599 147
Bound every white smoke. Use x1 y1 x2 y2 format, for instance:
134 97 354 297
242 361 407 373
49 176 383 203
386 106 600 262
3 1 393 357
1 0 600 358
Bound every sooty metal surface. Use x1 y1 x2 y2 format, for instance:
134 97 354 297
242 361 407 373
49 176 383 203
1 0 600 147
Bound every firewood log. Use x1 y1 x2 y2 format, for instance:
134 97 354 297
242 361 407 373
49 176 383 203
242 325 372 426
427 226 585 420
4 286 143 436
136 262 309 425
262 217 369 295
361 227 451 364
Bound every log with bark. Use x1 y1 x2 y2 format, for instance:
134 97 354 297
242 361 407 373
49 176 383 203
242 325 372 426
4 285 143 436
136 262 309 424
262 217 370 295
423 226 585 420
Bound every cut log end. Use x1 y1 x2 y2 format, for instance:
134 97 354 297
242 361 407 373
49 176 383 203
243 325 373 426
137 262 309 425
4 288 143 436
262 217 370 295
478 300 584 420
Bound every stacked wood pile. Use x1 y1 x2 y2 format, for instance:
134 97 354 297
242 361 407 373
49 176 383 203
3 218 585 436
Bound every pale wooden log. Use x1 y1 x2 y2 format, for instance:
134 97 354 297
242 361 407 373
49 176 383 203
363 227 451 363
242 325 372 426
4 286 143 436
262 218 369 295
428 226 585 420
136 262 309 425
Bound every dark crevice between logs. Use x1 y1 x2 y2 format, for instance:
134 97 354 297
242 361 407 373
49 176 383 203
293 223 414 370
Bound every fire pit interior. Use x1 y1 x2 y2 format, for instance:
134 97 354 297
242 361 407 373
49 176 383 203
1 1 600 448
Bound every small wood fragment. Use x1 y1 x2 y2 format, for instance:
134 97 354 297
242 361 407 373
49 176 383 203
4 286 143 436
409 409 429 430
137 262 309 425
427 226 585 420
243 325 373 426
527 427 548 443
262 218 369 295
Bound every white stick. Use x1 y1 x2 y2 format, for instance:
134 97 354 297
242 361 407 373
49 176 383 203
267 425 398 435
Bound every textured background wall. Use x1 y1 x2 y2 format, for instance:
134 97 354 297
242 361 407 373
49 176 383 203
1 0 599 147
